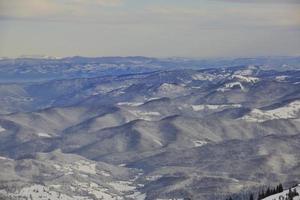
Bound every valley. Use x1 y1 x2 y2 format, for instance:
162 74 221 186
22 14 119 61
0 57 299 200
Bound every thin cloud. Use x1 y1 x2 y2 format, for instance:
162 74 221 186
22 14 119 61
146 4 300 29
0 0 122 19
213 0 300 4
0 0 299 29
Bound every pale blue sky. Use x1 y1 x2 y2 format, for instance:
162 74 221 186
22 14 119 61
0 0 299 58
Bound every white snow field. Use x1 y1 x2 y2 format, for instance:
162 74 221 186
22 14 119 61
0 185 78 200
192 140 208 147
262 184 300 200
232 74 259 83
191 104 241 111
242 100 300 122
0 125 5 132
37 132 53 138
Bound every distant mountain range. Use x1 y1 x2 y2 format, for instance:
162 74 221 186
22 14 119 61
0 57 299 200
0 56 300 82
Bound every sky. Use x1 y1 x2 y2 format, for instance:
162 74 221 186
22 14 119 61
0 0 300 58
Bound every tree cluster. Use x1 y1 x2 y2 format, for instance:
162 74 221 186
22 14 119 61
257 183 284 200
225 183 286 200
285 188 299 200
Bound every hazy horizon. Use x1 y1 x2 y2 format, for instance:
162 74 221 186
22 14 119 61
2 55 300 60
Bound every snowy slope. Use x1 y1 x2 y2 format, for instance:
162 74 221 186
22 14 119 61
262 184 300 200
242 100 300 122
0 125 5 132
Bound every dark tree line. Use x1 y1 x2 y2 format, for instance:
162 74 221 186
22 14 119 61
257 183 284 200
225 183 286 200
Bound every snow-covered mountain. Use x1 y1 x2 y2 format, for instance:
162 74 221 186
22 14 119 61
0 58 299 200
242 100 300 122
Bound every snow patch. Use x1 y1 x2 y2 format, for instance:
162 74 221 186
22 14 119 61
225 82 245 91
109 181 136 192
53 160 97 175
0 156 12 161
73 181 118 200
153 139 163 146
49 184 62 189
146 175 163 181
117 102 144 107
233 67 256 76
242 100 300 122
2 184 78 200
146 97 162 101
0 125 6 132
128 110 161 121
99 170 111 177
157 198 185 200
75 161 97 174
232 75 259 83
192 73 216 81
156 83 185 96
127 192 146 200
275 75 289 82
217 82 245 92
193 140 208 147
191 104 241 111
37 132 52 138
